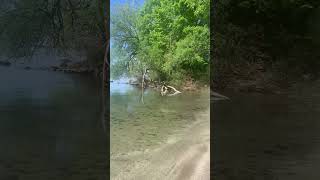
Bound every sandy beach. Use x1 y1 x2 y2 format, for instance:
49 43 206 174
111 108 210 180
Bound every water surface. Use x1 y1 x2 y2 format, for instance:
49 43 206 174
213 81 320 180
0 66 107 180
110 82 209 178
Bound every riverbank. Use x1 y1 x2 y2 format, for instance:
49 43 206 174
212 60 319 94
0 55 101 75
111 108 210 180
125 77 209 95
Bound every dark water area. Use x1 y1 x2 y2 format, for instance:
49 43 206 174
0 66 107 180
212 81 320 180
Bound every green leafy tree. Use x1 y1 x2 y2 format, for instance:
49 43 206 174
111 0 210 84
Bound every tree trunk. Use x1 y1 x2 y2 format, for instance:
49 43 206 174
141 67 147 89
100 0 109 133
140 67 147 103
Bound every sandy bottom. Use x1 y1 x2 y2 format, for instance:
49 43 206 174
111 109 210 180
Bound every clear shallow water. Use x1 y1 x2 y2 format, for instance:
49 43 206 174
0 66 107 180
213 81 320 180
110 82 209 175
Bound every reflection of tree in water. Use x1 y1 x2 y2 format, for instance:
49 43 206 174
111 85 209 127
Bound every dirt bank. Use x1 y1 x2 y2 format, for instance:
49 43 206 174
111 108 210 180
212 61 294 94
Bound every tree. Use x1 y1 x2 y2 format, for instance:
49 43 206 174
0 0 107 61
111 0 210 85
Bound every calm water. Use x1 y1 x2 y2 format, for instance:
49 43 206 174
213 81 320 180
0 66 107 180
110 82 209 177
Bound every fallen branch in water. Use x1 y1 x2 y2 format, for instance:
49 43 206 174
166 85 181 96
161 85 181 96
161 86 168 96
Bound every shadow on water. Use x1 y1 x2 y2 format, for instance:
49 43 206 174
212 81 320 180
0 67 107 180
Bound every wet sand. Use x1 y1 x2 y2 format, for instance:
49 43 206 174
111 109 210 180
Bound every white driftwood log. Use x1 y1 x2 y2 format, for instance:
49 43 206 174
161 85 181 96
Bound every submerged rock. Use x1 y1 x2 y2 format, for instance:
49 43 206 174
0 61 11 66
50 61 94 73
59 58 72 67
24 66 31 70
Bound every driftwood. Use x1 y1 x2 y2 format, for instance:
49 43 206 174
161 85 181 96
161 86 167 96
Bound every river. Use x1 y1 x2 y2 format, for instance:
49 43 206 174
0 66 107 180
110 82 210 179
213 81 320 180
4 64 319 179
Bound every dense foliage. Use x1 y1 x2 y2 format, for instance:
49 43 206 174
212 0 320 87
111 0 210 84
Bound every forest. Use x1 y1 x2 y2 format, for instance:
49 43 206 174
111 0 210 88
212 0 320 93
2 0 320 93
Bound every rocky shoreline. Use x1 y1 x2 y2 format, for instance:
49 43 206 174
0 60 100 75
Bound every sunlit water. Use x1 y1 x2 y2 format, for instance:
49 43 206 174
0 66 107 180
213 81 320 180
110 82 209 177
